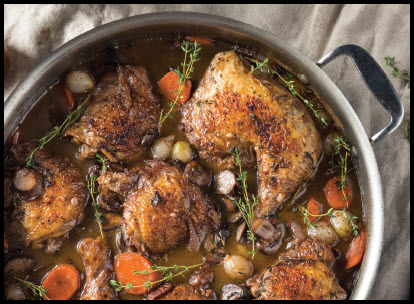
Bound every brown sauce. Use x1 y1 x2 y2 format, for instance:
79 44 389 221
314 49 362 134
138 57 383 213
4 37 362 300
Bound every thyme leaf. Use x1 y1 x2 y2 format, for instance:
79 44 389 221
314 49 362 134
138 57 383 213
14 276 49 300
229 147 258 259
297 205 334 228
385 56 410 88
26 94 91 167
331 136 351 207
110 263 203 292
86 173 104 238
245 57 327 126
339 209 359 236
96 153 109 171
159 40 201 125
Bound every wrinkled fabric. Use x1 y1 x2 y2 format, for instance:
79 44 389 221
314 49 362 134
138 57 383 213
4 4 410 300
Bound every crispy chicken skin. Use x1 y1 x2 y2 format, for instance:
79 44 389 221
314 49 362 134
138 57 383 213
78 237 117 300
249 238 346 300
180 51 322 216
97 160 219 256
64 65 160 161
9 142 86 250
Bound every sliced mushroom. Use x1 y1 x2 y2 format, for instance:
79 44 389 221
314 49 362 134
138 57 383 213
222 197 236 212
13 167 43 200
184 161 212 187
203 249 226 265
44 237 64 255
214 170 236 195
228 211 242 223
189 264 214 289
215 225 231 247
221 284 251 300
246 274 260 298
97 191 122 212
115 229 126 253
251 218 277 241
145 283 173 300
236 222 246 242
4 257 35 276
101 213 123 231
288 220 306 247
252 218 286 255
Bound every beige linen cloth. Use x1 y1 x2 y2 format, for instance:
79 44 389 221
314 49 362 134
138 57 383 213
4 4 410 300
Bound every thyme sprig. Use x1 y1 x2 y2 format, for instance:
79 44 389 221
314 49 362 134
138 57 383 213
296 205 335 228
340 209 359 236
385 56 410 88
229 147 259 259
14 276 49 300
246 57 327 126
110 263 203 292
96 153 109 171
26 94 91 167
86 173 104 238
159 41 201 125
295 205 359 236
331 136 351 206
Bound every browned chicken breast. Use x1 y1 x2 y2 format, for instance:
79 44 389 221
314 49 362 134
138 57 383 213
248 238 346 300
8 142 87 251
64 65 160 161
180 51 322 216
97 160 219 256
78 237 117 300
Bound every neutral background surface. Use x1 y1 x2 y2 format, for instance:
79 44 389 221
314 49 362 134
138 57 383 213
4 4 410 300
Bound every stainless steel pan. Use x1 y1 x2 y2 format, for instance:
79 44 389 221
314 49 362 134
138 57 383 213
3 12 403 299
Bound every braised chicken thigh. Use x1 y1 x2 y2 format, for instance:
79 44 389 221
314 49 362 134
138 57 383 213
181 51 322 216
8 142 86 252
247 238 346 300
97 160 219 256
64 65 160 161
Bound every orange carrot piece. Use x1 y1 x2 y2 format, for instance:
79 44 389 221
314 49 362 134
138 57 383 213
345 223 366 269
114 252 162 295
324 177 353 209
61 85 75 111
307 198 322 222
42 264 80 300
158 71 192 104
187 36 214 46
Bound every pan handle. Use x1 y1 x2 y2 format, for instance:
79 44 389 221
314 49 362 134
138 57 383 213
316 44 404 145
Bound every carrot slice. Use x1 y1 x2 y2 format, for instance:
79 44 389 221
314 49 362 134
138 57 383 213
345 223 366 269
42 264 80 300
324 177 353 209
307 198 322 222
61 85 75 111
158 71 192 104
114 252 162 295
187 36 214 46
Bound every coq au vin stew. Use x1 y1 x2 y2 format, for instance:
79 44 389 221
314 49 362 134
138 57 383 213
4 36 365 300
